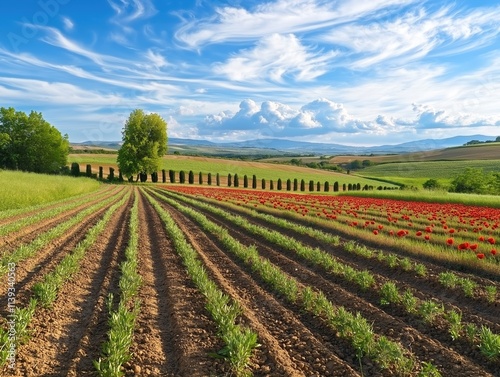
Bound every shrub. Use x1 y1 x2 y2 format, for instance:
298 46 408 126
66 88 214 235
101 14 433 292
108 167 115 181
324 181 329 192
199 171 203 184
179 170 185 183
228 173 232 187
261 178 266 190
151 171 158 183
169 169 175 183
270 180 274 190
207 172 212 185
243 175 248 188
277 178 282 190
252 175 257 189
234 174 239 187
162 169 166 183
286 179 291 191
86 164 92 177
99 166 103 180
216 173 220 186
71 162 80 177
309 180 314 191
294 178 298 191
188 170 194 184
300 179 305 191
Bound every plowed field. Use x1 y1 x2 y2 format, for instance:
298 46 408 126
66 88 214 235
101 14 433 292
1 185 498 377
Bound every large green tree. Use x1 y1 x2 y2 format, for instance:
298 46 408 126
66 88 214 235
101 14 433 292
0 107 69 173
117 109 167 181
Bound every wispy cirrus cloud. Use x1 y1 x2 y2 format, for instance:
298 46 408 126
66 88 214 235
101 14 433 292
321 4 500 69
175 0 416 49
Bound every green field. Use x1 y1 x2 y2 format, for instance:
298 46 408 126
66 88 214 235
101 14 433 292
358 160 500 187
0 170 101 211
68 154 397 188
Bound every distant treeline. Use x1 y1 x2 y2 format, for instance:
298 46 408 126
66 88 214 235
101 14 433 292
463 136 500 146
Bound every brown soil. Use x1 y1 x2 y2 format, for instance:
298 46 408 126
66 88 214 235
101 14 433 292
153 188 499 377
2 185 498 377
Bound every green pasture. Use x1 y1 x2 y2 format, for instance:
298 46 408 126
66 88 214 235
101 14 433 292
0 170 101 211
359 160 500 187
68 154 397 188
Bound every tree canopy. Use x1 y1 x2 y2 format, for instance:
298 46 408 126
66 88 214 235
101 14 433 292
117 109 167 180
0 107 69 173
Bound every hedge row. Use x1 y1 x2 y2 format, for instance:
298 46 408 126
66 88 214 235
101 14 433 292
69 164 396 192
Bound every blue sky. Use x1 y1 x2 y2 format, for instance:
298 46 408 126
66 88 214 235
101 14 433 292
1 0 499 146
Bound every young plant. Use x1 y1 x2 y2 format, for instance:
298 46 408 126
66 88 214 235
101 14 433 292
478 326 500 360
485 285 497 304
445 309 463 341
418 300 444 324
380 282 401 306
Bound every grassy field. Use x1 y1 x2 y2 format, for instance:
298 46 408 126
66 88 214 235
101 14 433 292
0 170 101 211
68 154 397 188
357 159 500 188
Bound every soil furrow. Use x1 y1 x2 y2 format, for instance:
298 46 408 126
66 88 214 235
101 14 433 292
10 190 131 377
0 192 125 309
153 194 361 377
180 195 500 326
127 191 223 377
163 192 496 377
0 185 123 254
0 185 115 228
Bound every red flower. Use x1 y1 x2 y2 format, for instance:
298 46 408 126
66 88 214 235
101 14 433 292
477 253 485 259
470 244 478 251
487 237 495 245
416 231 422 236
449 229 455 234
446 238 454 245
479 236 485 241
491 249 497 255
425 235 430 240
373 230 379 235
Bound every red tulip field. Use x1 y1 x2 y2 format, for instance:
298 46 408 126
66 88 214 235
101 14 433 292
1 184 499 376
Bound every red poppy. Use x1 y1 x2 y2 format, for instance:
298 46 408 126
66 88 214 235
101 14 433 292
491 249 497 255
425 235 430 240
373 230 379 235
416 231 422 236
477 253 485 259
487 237 495 245
446 238 454 245
470 244 478 251
479 236 485 241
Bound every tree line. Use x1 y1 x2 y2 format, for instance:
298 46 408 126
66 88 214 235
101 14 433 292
0 107 69 173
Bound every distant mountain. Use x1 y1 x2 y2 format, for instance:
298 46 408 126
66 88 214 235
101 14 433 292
73 135 495 155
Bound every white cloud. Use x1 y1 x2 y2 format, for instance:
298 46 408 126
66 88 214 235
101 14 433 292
61 17 74 31
213 33 335 82
197 98 500 141
107 0 157 23
175 0 416 49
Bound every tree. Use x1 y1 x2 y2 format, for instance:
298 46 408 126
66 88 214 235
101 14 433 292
117 109 167 181
423 179 441 190
0 107 69 173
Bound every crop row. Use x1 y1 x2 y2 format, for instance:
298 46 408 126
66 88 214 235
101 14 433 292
0 185 116 238
142 189 258 377
95 189 141 376
149 188 443 376
160 188 500 364
0 189 130 368
0 187 126 276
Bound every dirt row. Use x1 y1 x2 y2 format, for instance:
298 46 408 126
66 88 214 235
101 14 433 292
3 185 498 376
153 188 499 377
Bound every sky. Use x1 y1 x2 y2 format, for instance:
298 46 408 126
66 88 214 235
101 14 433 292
0 0 499 146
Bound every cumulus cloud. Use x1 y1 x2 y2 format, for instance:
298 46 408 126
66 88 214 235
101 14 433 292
199 98 378 137
197 98 500 140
